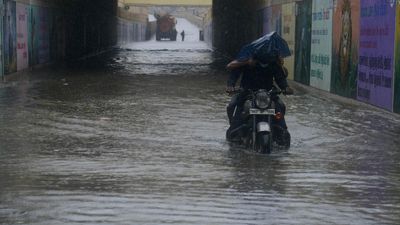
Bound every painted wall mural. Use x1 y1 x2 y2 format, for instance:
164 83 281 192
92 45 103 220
394 3 400 113
357 0 396 111
4 0 17 74
16 3 29 71
294 0 312 85
331 0 360 98
310 0 333 92
282 3 296 80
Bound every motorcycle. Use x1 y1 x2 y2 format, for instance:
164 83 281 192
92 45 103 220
226 88 291 154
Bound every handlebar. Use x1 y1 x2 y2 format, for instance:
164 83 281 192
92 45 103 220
225 88 243 95
226 88 284 96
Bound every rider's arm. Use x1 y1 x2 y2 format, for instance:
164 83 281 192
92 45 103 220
273 64 294 95
227 60 247 71
273 63 289 90
227 68 241 88
226 58 256 71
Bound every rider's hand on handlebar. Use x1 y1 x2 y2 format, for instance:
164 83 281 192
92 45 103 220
225 86 235 94
283 87 294 95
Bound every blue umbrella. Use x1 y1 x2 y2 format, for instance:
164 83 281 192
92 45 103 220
236 31 291 63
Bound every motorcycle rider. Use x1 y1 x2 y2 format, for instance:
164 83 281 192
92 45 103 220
225 53 293 134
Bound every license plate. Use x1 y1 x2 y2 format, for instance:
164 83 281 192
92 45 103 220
249 108 275 115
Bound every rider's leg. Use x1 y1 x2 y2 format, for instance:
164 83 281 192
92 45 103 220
275 97 286 115
274 97 288 129
227 94 239 125
230 92 248 129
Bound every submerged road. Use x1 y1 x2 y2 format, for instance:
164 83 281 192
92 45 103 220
0 40 400 225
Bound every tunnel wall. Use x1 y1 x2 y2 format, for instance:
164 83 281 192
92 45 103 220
212 0 259 57
203 19 212 47
215 0 400 114
58 0 118 60
202 8 212 47
116 5 148 44
0 0 118 78
117 18 147 44
0 0 149 79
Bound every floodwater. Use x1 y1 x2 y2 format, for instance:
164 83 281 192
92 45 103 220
1 39 400 225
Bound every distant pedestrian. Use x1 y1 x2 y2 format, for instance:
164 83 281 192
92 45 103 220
180 30 185 42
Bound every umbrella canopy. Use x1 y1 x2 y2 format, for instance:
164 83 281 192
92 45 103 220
236 31 291 63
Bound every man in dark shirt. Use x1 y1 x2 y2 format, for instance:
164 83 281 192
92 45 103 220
180 30 185 41
226 56 293 130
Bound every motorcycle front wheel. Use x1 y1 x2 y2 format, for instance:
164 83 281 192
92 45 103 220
259 133 272 154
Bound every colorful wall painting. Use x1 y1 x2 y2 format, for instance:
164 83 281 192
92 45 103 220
331 0 360 98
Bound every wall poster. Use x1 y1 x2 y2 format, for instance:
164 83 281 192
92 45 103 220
357 0 396 111
310 0 333 92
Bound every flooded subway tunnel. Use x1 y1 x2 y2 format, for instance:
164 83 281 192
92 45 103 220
1 2 400 225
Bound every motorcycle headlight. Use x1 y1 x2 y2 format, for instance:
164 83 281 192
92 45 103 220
255 91 271 109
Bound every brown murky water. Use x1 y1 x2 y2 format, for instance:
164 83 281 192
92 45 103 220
1 41 399 225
